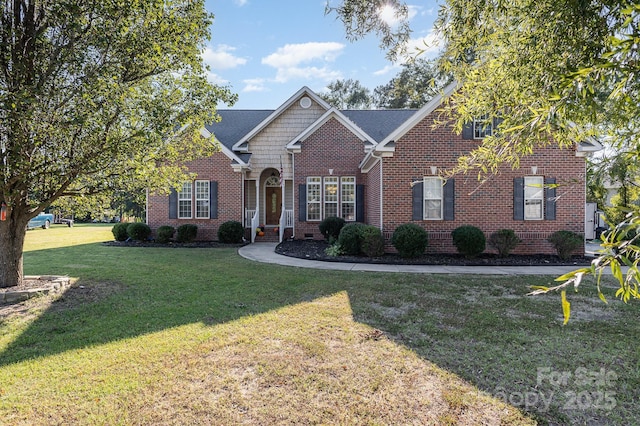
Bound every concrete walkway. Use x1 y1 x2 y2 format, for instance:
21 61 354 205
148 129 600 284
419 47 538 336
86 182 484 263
238 243 599 275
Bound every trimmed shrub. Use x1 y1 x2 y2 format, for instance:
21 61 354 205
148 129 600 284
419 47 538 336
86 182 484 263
156 226 175 244
127 222 152 241
218 220 244 244
338 222 366 255
488 229 521 257
452 225 486 258
548 230 583 260
361 225 385 258
176 224 198 243
111 223 129 241
325 243 344 257
392 223 428 258
319 216 346 243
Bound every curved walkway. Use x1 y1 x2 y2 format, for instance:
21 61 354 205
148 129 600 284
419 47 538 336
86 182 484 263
238 243 600 275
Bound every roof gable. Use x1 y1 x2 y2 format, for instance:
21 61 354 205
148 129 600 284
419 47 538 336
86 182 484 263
232 87 332 152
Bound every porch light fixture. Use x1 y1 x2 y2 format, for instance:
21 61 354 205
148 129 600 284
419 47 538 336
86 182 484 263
430 166 438 175
329 169 334 175
531 166 538 175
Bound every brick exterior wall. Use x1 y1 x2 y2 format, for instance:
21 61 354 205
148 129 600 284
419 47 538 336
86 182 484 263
147 151 243 241
294 117 366 240
365 160 382 228
380 111 586 255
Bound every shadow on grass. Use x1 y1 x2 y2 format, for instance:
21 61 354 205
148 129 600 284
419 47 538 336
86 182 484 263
2 243 638 424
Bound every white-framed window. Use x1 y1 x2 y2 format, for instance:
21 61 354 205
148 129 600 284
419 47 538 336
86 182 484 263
524 176 544 220
324 177 338 218
307 177 321 221
195 180 210 219
473 114 493 139
423 177 443 220
341 177 356 221
178 181 192 219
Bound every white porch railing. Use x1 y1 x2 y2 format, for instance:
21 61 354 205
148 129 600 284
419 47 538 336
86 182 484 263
277 209 294 243
245 209 256 227
250 210 259 243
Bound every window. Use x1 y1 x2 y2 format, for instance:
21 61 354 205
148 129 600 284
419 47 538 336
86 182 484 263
307 177 321 221
423 177 443 220
324 177 338 218
341 177 356 221
305 176 356 221
195 180 210 219
524 176 544 220
473 114 493 139
178 182 192 219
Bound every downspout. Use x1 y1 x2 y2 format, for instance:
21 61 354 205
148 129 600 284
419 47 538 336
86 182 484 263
370 150 384 230
291 151 295 239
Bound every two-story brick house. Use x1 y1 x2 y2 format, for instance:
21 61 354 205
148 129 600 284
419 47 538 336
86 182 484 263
146 83 601 254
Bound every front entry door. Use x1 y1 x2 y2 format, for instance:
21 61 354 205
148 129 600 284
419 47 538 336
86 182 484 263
265 186 282 225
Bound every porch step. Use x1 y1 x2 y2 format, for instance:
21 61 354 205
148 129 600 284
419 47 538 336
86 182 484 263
254 231 280 242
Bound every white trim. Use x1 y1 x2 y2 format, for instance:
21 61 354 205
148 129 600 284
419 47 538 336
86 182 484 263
524 176 544 220
374 81 459 154
200 127 250 171
286 108 374 153
422 176 444 220
233 87 332 152
194 180 210 219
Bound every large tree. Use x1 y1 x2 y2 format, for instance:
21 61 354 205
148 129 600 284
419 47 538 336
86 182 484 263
0 0 236 288
320 78 373 109
328 0 640 319
373 58 452 109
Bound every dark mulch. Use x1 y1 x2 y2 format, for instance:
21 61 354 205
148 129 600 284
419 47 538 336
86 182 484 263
275 239 593 266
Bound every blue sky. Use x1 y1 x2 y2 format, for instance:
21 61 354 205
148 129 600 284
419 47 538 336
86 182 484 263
203 0 441 109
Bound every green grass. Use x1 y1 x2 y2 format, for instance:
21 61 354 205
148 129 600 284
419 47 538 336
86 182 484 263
0 225 637 424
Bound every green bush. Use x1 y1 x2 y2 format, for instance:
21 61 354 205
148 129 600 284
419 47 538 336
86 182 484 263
319 216 346 243
488 229 521 257
325 243 344 257
111 223 129 241
176 224 198 243
452 225 486 258
391 223 428 258
548 230 583 260
127 222 152 241
361 225 385 257
156 226 175 244
217 220 244 243
338 223 366 255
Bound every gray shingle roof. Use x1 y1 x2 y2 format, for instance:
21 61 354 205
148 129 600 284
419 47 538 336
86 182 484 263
205 109 418 156
341 110 418 143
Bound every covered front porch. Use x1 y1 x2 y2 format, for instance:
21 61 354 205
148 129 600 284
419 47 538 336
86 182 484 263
243 168 294 243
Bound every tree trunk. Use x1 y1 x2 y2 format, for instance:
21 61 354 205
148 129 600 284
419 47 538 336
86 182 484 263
0 214 27 288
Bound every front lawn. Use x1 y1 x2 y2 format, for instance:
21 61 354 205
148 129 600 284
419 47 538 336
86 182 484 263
0 226 636 424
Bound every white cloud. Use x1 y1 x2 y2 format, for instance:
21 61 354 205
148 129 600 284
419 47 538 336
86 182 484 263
242 78 268 93
262 42 344 68
373 64 399 76
234 0 248 6
202 45 248 70
273 66 341 84
401 30 443 62
205 70 229 85
378 4 417 27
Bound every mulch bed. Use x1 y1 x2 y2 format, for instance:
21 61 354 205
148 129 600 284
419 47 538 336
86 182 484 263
102 240 248 249
275 239 593 266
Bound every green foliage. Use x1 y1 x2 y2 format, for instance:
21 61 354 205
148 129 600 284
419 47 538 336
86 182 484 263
319 216 346 243
488 229 521 258
360 226 385 258
126 223 151 241
547 230 583 260
217 221 244 244
451 226 486 258
319 79 372 109
176 224 198 243
111 223 129 242
325 243 345 257
338 223 366 255
391 224 428 258
156 226 175 244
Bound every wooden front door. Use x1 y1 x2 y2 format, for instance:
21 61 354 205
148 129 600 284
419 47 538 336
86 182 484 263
265 186 281 225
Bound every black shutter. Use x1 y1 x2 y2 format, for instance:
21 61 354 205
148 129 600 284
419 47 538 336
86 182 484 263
462 121 474 140
443 179 455 221
169 189 177 219
545 177 556 220
412 181 423 221
298 184 306 222
210 181 218 219
514 178 524 220
356 184 365 223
